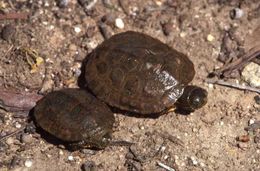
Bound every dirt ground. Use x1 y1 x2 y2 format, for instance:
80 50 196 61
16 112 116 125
0 0 260 171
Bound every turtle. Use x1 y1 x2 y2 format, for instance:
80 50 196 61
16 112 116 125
33 31 208 150
33 88 115 149
85 31 208 114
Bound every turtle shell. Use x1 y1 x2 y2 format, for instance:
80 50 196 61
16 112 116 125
85 31 195 114
33 88 114 149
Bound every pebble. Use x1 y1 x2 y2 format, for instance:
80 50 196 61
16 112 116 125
24 159 33 168
248 119 255 125
241 62 260 87
207 34 215 42
254 95 260 105
58 0 69 8
115 18 125 29
230 8 244 19
237 142 248 150
59 150 64 155
74 26 81 33
188 156 198 166
208 83 214 89
81 161 97 171
1 24 16 41
80 149 96 155
15 122 22 128
6 137 14 145
20 134 33 144
68 155 74 161
236 135 250 142
180 32 186 38
0 141 8 152
254 135 260 143
161 22 172 36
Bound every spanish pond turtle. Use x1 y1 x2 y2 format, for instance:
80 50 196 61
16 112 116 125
33 31 207 149
34 89 115 149
85 31 207 114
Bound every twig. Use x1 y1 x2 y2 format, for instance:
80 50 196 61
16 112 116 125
157 161 176 171
206 79 260 94
213 46 260 78
0 126 25 142
0 88 43 112
7 0 15 9
0 12 28 20
118 0 129 15
2 45 14 60
87 0 98 10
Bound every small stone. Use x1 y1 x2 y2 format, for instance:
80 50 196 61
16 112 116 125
254 96 260 105
188 156 198 166
58 0 69 8
81 161 97 171
161 22 172 36
25 123 36 134
1 24 16 41
59 150 64 155
15 122 22 128
20 134 33 144
69 44 77 52
155 0 163 6
180 32 186 38
254 135 260 143
236 135 250 142
249 119 255 125
74 26 81 33
115 18 125 29
68 155 74 161
6 137 14 145
10 156 21 169
101 14 116 26
242 62 260 87
230 8 244 19
207 34 214 42
237 142 248 150
24 159 33 168
80 149 96 155
208 83 214 89
0 141 8 152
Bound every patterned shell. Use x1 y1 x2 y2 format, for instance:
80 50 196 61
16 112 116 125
85 31 195 114
34 89 114 145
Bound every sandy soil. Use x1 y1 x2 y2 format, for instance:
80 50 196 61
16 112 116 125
0 0 259 171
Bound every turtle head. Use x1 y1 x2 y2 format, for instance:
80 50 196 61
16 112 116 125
176 85 208 112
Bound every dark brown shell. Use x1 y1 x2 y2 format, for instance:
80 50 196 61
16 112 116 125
34 89 114 148
85 31 195 114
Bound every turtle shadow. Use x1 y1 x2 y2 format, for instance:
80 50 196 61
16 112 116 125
111 108 162 119
77 57 88 89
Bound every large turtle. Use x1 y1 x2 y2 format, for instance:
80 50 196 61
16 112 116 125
85 31 207 114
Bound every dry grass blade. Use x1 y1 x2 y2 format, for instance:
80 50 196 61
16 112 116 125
0 126 25 142
0 12 28 20
206 79 260 94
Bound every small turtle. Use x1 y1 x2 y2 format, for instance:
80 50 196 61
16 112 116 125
85 31 207 114
33 89 115 149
